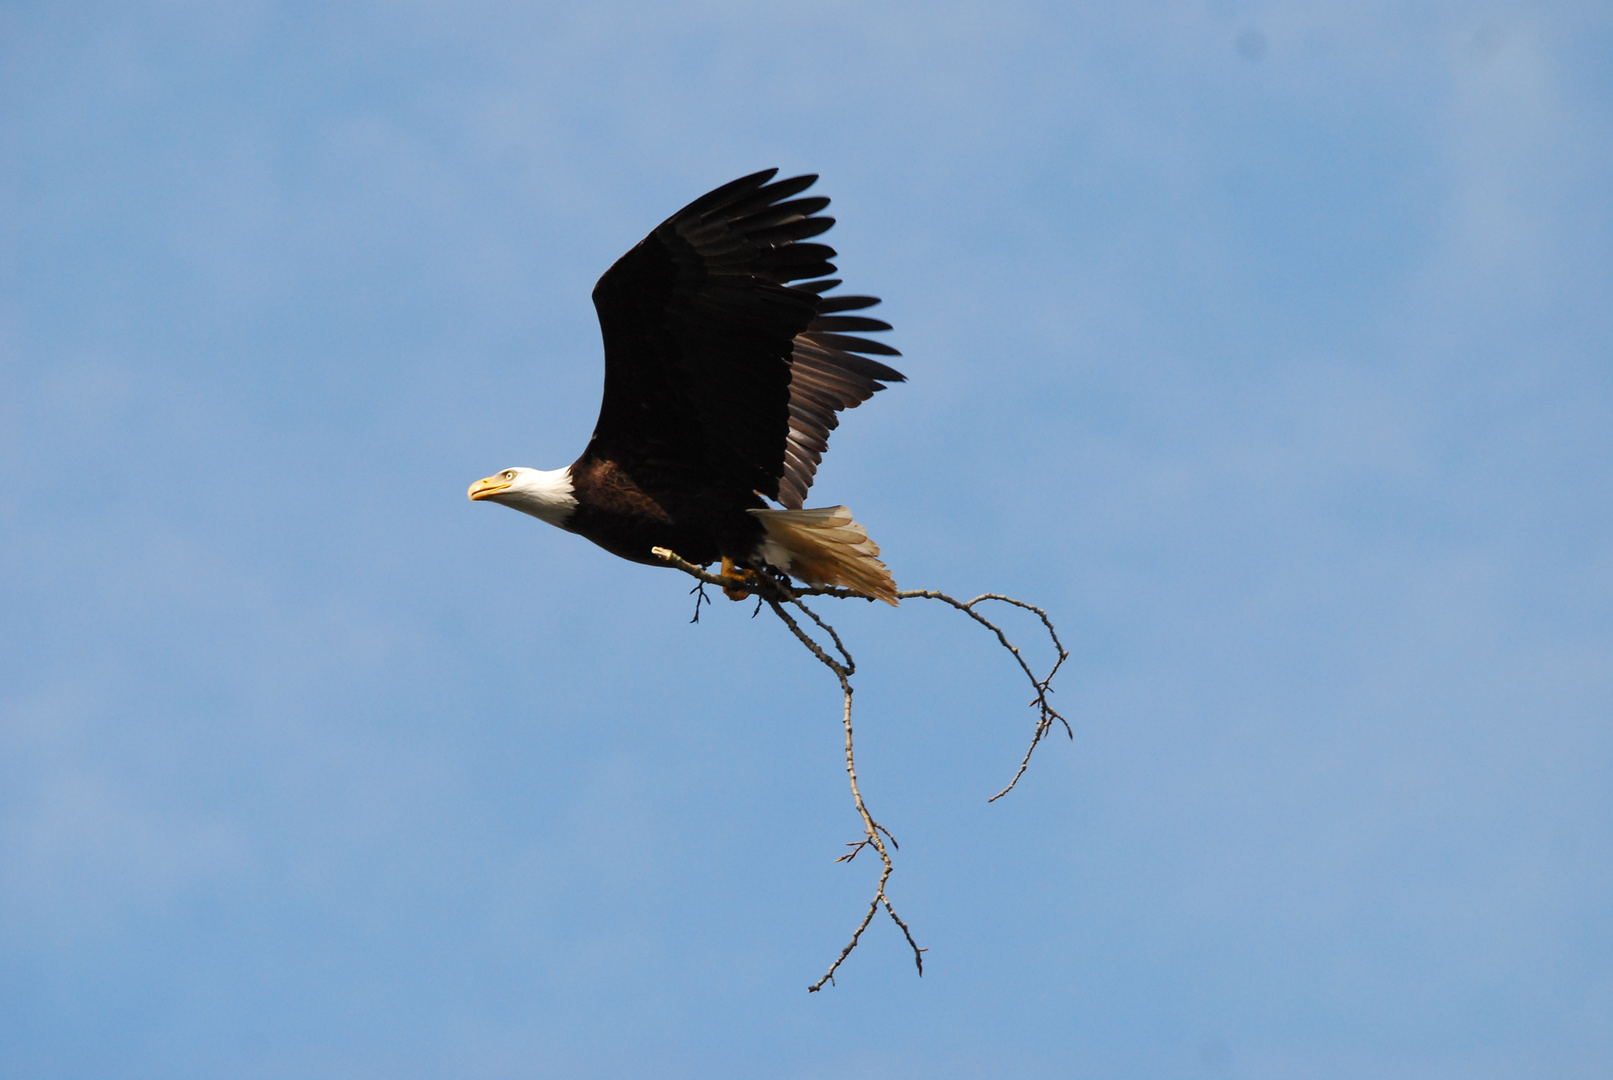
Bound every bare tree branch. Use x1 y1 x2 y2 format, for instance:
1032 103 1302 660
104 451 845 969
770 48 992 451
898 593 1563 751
649 547 1069 988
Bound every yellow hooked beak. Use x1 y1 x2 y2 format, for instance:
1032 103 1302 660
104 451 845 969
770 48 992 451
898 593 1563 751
468 474 513 501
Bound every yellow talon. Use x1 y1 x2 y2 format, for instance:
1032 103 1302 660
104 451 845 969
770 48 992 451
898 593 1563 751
718 556 758 600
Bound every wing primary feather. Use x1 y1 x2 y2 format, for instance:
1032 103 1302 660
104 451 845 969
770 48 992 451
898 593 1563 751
759 216 834 244
737 197 832 231
801 331 903 357
718 174 820 220
681 168 779 217
815 295 883 312
809 315 893 333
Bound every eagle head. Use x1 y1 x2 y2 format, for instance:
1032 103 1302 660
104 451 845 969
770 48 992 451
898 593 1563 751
467 466 577 527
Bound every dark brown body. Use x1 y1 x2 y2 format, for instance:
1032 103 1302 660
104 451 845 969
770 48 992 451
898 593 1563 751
561 452 766 568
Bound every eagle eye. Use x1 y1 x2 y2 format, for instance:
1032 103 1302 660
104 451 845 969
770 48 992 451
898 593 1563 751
503 470 516 481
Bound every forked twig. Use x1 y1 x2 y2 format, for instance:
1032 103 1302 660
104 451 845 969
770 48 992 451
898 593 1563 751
650 547 1068 988
897 591 1072 801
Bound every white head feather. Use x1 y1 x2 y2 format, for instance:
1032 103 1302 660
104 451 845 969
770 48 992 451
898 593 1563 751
468 466 578 527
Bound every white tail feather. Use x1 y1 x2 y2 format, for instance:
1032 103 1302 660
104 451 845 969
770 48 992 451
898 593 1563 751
748 506 898 606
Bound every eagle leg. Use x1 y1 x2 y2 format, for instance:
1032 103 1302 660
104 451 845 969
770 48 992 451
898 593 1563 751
719 556 760 601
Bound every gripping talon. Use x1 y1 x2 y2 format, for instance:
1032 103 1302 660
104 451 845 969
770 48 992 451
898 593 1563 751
719 556 760 600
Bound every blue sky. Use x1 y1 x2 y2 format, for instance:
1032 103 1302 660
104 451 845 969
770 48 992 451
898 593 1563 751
3 2 1611 1077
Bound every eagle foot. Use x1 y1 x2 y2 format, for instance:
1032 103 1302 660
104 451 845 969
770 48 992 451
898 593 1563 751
719 556 761 601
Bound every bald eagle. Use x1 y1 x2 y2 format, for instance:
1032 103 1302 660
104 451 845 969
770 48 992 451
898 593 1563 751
468 170 904 604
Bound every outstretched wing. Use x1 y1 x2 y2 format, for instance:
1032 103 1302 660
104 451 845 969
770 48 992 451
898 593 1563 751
587 169 903 506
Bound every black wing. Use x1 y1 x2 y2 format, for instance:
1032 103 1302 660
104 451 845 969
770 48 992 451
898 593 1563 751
587 169 903 507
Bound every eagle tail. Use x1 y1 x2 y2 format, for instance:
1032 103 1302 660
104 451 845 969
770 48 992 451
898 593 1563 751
748 506 898 606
